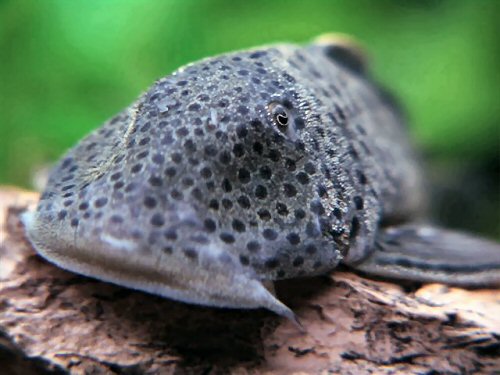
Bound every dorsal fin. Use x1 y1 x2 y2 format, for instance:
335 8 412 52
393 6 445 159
313 33 368 75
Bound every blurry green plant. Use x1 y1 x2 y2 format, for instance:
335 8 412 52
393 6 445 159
0 0 498 235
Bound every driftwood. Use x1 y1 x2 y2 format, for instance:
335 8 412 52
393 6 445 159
0 187 499 374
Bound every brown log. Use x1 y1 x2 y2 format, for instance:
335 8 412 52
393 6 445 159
0 187 498 374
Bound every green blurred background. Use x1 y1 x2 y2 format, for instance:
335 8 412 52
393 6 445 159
0 0 498 237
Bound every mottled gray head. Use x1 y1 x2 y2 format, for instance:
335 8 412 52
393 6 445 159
114 45 346 278
26 39 400 315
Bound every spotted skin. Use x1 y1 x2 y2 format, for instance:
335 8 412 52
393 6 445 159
23 37 500 319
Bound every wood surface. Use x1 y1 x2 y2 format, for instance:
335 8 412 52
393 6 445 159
0 187 498 374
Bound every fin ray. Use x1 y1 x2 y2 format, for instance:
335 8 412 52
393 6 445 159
349 224 500 287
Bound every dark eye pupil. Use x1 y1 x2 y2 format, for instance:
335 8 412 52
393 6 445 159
275 111 288 127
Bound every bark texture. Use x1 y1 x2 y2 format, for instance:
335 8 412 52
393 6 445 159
0 187 499 374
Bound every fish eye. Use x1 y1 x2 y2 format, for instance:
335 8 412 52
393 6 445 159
268 102 290 131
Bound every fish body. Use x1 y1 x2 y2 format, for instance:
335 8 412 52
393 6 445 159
23 35 500 319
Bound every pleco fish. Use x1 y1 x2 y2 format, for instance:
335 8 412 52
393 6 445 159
22 34 500 323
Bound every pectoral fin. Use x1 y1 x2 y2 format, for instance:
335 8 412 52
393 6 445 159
348 224 500 288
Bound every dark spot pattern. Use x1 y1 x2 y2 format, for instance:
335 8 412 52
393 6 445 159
143 196 157 209
204 218 216 232
232 219 246 232
151 213 165 227
292 257 304 267
255 185 267 199
265 258 279 269
353 196 364 210
350 216 360 239
263 228 278 241
32 42 414 293
220 232 235 244
286 233 301 245
239 255 250 266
